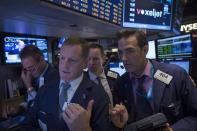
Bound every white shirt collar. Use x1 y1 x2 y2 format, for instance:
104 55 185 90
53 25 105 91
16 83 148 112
59 73 83 93
88 70 97 81
88 69 106 80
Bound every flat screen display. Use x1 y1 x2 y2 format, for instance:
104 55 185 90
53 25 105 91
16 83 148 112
169 61 189 73
58 37 66 48
147 40 156 59
4 36 48 64
43 0 123 25
123 0 173 30
157 34 192 60
109 62 126 76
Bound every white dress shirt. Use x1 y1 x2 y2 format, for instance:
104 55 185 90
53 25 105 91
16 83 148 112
59 73 83 111
88 70 113 105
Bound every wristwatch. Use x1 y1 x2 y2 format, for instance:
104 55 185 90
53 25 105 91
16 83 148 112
27 87 34 92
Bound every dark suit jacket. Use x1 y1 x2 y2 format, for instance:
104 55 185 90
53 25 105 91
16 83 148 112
113 60 197 131
22 74 114 131
33 64 59 91
26 64 59 107
85 70 119 104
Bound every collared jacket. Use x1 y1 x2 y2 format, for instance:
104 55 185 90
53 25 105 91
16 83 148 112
21 74 115 131
113 60 197 131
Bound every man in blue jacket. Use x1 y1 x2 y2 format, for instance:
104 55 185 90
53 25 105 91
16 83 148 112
20 45 59 107
111 30 197 131
21 37 114 131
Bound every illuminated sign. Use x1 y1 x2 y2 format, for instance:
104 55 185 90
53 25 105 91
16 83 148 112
136 8 162 18
180 23 197 33
123 0 173 30
42 0 123 25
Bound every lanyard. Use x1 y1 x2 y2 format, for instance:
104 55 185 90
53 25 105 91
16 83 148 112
146 63 154 101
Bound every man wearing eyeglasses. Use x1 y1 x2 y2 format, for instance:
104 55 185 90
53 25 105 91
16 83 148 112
19 45 59 107
20 38 115 131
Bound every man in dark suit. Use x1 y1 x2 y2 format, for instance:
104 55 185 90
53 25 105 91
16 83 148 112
22 37 114 131
19 45 59 107
110 30 197 131
87 43 119 105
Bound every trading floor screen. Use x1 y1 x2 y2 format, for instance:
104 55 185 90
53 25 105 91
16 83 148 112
43 0 123 25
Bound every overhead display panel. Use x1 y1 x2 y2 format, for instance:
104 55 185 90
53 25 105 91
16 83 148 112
123 0 173 30
43 0 123 25
157 34 192 60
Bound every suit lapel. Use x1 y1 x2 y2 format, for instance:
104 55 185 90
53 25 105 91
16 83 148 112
70 75 92 108
151 60 167 113
152 78 166 113
121 73 135 123
49 80 60 115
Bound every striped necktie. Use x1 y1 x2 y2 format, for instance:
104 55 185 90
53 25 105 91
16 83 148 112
96 77 102 86
59 82 71 111
97 76 113 105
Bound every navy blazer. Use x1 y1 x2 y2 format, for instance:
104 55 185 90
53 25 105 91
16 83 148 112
26 64 59 107
33 64 59 91
85 70 119 95
113 60 197 131
22 74 114 131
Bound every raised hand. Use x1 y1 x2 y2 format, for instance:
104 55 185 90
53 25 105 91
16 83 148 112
110 103 128 128
160 123 173 131
62 100 94 131
21 69 33 89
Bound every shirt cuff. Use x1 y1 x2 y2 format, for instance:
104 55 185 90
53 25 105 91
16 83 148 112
27 89 37 102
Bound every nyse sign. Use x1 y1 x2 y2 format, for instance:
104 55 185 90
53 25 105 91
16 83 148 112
180 23 197 33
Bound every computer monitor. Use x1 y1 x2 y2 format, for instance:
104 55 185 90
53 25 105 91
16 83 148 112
3 36 48 64
169 61 189 73
146 40 156 59
157 34 192 60
123 0 173 30
109 62 126 76
42 0 123 25
58 37 66 48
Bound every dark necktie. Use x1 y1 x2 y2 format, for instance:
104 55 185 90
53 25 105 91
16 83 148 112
135 76 153 120
136 76 146 96
96 77 102 87
59 82 70 111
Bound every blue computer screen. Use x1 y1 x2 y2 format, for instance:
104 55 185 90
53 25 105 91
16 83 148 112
123 0 173 30
109 62 126 76
43 0 123 25
58 37 66 48
4 36 48 64
169 61 189 73
157 34 192 60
